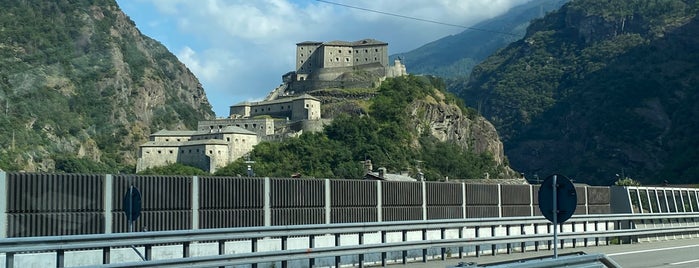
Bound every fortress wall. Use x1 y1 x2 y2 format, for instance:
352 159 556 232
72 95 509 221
198 118 276 136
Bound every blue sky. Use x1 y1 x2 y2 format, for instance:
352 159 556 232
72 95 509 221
116 0 531 117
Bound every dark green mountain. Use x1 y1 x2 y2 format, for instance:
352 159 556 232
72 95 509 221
390 0 569 79
456 0 699 185
0 0 214 172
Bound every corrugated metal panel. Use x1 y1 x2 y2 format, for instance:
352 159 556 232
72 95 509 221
112 175 192 211
588 205 611 214
199 177 263 209
533 185 541 205
199 209 264 228
575 205 587 215
465 206 499 218
501 185 531 205
465 184 498 205
587 187 610 205
382 181 422 206
425 182 462 206
426 206 462 220
501 205 532 217
7 212 103 237
271 208 324 225
382 207 422 221
576 186 586 205
7 173 104 213
112 211 191 233
331 179 377 207
330 208 377 223
270 178 324 208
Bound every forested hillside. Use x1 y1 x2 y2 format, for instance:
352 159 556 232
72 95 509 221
455 0 699 184
0 0 214 172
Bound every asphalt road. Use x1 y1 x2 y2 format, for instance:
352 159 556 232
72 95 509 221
394 238 699 268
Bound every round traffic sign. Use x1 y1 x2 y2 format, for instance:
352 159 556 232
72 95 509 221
538 174 577 224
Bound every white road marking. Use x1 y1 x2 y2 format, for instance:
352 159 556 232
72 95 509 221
670 259 699 266
607 244 699 257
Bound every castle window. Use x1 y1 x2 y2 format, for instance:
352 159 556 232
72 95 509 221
176 139 180 141
280 106 283 110
338 49 341 53
189 149 192 153
355 50 359 53
375 48 378 52
329 59 333 62
348 50 351 54
244 124 248 128
356 58 359 62
365 58 368 61
181 150 184 153
242 139 245 142
300 60 304 64
374 57 377 61
365 49 368 53
268 107 271 111
196 149 200 153
209 150 212 154
300 53 303 57
165 139 169 142
169 150 173 154
253 124 257 128
227 137 230 142
235 139 239 142
345 57 349 62
288 105 291 109
335 57 339 62
306 104 309 108
157 150 161 154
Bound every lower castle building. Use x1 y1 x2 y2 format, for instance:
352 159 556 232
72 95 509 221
136 126 257 174
136 95 323 173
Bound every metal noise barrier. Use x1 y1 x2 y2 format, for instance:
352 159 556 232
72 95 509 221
0 172 620 237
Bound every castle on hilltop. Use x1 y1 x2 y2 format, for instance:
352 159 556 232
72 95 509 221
287 38 406 92
136 38 406 174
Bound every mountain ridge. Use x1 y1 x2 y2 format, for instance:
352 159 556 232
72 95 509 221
0 0 214 172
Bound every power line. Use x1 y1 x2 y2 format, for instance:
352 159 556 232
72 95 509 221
315 0 518 36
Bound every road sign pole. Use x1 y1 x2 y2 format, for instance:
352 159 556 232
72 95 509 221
129 185 134 233
552 175 558 259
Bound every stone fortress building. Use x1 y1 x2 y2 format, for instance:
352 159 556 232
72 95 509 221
136 38 406 174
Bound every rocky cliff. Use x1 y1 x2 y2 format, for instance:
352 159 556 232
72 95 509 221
408 93 506 166
0 0 214 172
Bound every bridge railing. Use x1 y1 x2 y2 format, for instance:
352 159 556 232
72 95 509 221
1 213 698 268
611 186 699 214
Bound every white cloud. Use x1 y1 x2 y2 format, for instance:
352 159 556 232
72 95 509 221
127 0 533 116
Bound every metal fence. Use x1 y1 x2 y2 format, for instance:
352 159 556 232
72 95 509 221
0 172 611 238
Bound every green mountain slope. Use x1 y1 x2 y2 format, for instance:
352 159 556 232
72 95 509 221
456 0 699 184
0 0 214 172
390 0 569 79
